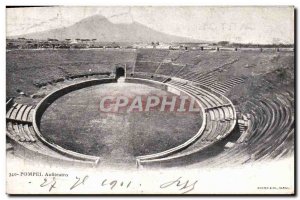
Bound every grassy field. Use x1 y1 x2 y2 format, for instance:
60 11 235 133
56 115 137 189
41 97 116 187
6 49 136 98
7 49 294 99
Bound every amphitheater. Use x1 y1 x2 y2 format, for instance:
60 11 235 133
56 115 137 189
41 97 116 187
6 47 294 168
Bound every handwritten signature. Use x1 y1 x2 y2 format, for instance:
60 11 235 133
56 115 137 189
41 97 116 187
160 177 198 194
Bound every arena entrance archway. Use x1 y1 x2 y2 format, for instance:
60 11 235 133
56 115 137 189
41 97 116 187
115 67 125 79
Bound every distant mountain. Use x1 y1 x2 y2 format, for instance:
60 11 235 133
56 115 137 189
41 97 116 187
10 15 198 43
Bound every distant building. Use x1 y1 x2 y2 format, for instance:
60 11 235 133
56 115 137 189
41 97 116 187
169 45 180 50
155 43 170 49
81 39 90 43
179 45 188 50
48 38 59 42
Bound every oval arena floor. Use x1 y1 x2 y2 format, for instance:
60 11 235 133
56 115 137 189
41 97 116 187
39 82 202 164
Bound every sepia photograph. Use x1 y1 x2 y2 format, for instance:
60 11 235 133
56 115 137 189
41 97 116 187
5 5 295 195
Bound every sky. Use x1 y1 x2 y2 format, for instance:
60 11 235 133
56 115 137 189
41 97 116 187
6 6 294 44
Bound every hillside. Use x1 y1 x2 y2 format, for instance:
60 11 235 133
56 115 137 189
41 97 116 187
10 15 197 43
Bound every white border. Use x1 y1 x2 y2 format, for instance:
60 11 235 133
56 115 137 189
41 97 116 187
1 1 298 199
